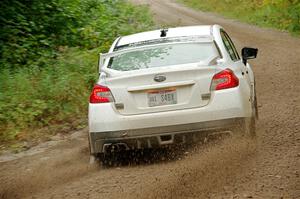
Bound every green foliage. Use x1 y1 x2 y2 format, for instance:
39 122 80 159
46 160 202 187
0 0 153 144
178 0 300 35
0 0 153 70
0 48 96 138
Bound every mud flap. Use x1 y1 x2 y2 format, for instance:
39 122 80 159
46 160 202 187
89 155 96 165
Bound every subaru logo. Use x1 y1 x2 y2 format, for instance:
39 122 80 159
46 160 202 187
154 74 166 82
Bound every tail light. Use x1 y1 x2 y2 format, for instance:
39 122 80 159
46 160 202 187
211 69 239 91
89 85 114 103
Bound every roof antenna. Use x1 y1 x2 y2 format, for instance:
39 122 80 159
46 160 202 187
160 29 168 37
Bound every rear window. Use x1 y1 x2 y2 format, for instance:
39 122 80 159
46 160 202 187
107 42 219 71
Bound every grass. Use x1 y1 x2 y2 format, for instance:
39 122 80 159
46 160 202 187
0 1 154 151
0 48 98 150
177 0 300 35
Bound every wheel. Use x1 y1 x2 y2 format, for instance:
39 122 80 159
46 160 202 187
248 85 258 136
87 134 98 165
240 83 258 137
233 97 257 137
89 154 96 164
233 117 256 138
244 116 256 137
253 85 259 119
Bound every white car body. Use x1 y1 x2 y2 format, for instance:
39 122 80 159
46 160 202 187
88 25 258 156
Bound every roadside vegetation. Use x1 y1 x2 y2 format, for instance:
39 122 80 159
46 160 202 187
0 0 153 149
178 0 300 35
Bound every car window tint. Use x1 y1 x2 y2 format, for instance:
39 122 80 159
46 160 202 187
108 42 219 71
224 32 240 60
221 31 238 61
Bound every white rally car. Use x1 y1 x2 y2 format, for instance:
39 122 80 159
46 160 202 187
88 25 258 160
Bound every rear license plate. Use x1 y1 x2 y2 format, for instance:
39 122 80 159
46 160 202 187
148 89 177 107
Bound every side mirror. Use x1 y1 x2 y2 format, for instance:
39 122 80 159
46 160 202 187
242 47 258 65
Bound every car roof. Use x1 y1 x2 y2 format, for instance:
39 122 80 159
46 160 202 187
116 25 214 47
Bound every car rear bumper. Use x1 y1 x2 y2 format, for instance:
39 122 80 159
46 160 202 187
89 118 244 154
89 87 252 154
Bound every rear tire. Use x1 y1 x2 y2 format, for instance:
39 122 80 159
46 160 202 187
233 117 256 138
242 84 257 137
249 87 258 137
233 96 257 137
89 155 96 164
244 117 256 137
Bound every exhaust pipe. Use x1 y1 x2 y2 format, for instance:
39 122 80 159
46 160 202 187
102 143 129 153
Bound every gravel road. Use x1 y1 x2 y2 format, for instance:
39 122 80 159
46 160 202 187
0 0 299 198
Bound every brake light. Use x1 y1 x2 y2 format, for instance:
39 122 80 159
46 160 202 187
211 69 239 91
89 85 114 103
